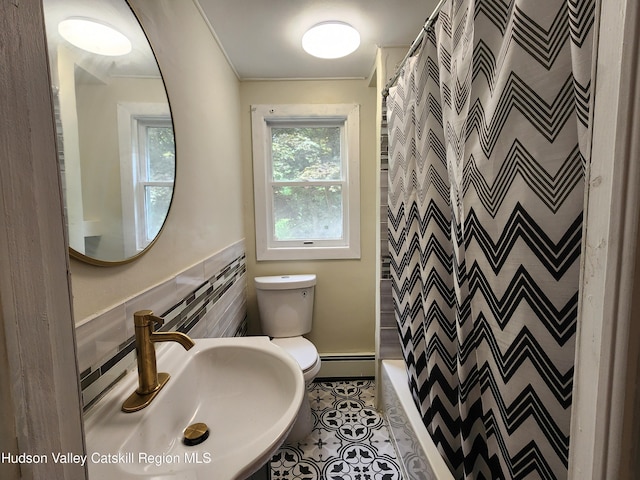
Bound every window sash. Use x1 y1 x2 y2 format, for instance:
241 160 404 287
269 183 347 244
135 119 174 250
266 121 348 246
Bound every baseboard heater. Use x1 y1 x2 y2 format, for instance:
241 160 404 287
317 353 376 379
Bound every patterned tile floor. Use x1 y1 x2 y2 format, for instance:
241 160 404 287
270 380 403 480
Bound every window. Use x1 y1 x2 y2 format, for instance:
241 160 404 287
135 118 175 246
118 103 175 256
251 104 360 260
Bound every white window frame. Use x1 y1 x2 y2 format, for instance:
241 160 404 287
251 104 360 261
117 102 173 256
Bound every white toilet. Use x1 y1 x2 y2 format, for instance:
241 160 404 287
254 274 321 442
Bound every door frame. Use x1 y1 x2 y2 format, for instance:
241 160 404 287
569 0 640 478
0 1 85 479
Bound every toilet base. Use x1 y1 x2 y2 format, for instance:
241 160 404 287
285 390 313 443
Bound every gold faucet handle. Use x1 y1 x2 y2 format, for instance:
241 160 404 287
149 315 164 331
133 310 165 330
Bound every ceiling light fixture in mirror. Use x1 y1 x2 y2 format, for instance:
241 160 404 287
58 17 132 56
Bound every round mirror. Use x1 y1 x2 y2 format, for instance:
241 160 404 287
43 0 176 266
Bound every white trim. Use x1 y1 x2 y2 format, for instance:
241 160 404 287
251 104 361 261
569 0 640 478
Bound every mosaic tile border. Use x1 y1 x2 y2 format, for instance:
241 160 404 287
79 245 246 410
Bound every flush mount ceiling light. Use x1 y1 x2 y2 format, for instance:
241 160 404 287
302 22 361 59
58 18 132 56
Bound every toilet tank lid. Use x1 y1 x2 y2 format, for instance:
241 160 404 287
254 274 316 290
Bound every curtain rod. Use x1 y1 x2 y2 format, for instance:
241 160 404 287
382 0 447 98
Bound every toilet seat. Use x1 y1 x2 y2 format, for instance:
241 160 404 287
271 336 320 374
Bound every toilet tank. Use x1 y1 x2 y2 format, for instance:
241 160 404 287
254 274 316 338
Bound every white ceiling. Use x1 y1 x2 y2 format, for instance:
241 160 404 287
195 0 439 80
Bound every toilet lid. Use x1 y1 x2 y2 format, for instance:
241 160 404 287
271 337 318 372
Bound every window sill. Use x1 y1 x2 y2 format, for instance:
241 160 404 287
256 245 361 261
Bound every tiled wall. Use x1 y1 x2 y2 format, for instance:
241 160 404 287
76 240 247 409
380 100 403 360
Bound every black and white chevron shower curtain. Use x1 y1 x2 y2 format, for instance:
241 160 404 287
387 1 594 479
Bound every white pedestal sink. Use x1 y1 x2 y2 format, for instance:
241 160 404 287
84 336 304 480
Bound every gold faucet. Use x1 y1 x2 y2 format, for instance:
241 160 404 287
122 310 195 412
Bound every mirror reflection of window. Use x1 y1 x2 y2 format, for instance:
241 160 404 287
135 118 175 248
117 102 173 258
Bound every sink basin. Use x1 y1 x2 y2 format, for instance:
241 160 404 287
84 336 305 479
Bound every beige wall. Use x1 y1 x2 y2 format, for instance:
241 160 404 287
240 80 377 354
70 0 244 321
